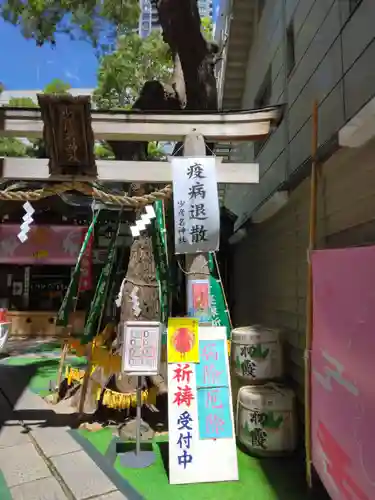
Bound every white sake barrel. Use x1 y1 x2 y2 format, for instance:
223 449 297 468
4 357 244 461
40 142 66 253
230 368 248 415
236 384 297 456
231 325 283 383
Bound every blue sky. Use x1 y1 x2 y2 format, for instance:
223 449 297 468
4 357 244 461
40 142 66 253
213 0 220 23
0 19 98 90
0 3 219 92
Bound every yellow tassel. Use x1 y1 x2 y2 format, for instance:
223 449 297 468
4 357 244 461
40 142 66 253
100 388 150 410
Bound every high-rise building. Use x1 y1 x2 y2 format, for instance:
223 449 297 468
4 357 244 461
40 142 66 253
197 0 213 18
138 0 159 38
138 0 213 38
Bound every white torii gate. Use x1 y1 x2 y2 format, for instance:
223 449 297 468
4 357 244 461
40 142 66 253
0 103 282 325
0 106 281 184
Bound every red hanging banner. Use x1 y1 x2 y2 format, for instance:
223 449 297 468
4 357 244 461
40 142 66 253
78 231 93 292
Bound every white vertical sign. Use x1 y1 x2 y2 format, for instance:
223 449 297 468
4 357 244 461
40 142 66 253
171 157 220 254
168 361 199 484
168 326 238 485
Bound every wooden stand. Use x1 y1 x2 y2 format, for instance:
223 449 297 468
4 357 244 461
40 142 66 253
54 331 70 403
78 342 93 417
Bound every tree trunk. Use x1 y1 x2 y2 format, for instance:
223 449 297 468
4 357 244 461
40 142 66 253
119 0 218 371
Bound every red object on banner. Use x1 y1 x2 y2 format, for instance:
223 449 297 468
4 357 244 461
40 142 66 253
79 232 93 292
0 309 8 323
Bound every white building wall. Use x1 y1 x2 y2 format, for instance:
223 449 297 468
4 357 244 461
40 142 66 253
0 88 93 105
225 0 375 229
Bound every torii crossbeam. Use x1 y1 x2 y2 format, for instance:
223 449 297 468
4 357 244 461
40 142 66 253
0 101 283 185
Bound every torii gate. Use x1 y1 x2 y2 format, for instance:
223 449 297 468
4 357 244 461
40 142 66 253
0 98 282 323
0 98 282 320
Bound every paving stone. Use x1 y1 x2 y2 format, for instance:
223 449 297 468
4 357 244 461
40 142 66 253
10 476 67 500
12 389 56 425
53 399 76 415
0 443 50 487
0 423 31 448
32 426 82 458
52 450 115 500
95 491 129 499
14 389 51 411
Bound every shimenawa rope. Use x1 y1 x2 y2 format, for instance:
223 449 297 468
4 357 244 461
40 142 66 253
0 181 172 207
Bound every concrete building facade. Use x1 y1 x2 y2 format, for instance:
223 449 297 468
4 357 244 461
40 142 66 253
217 0 375 414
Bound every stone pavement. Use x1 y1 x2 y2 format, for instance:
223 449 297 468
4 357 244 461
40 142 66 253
1 337 62 358
0 363 129 500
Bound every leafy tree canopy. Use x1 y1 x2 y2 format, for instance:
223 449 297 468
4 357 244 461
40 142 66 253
147 141 166 160
0 137 29 157
201 16 213 40
0 0 139 49
95 140 165 160
44 78 72 94
93 30 173 110
7 97 38 108
95 142 115 159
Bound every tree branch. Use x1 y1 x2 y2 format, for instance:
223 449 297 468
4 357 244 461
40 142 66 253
153 0 218 111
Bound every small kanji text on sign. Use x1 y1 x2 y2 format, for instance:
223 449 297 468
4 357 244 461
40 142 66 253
171 363 196 470
171 157 220 254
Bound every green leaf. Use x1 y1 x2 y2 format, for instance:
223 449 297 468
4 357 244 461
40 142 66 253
43 78 71 94
93 31 173 110
263 412 284 430
0 137 28 157
201 16 213 40
0 0 139 48
8 97 38 108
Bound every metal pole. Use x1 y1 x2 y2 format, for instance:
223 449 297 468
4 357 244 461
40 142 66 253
304 100 319 489
136 375 142 456
183 133 211 321
118 371 155 468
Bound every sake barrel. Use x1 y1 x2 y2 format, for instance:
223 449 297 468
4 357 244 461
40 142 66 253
236 384 297 456
231 325 283 383
230 368 248 417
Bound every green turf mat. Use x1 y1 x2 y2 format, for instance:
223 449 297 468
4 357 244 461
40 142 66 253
77 427 313 500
